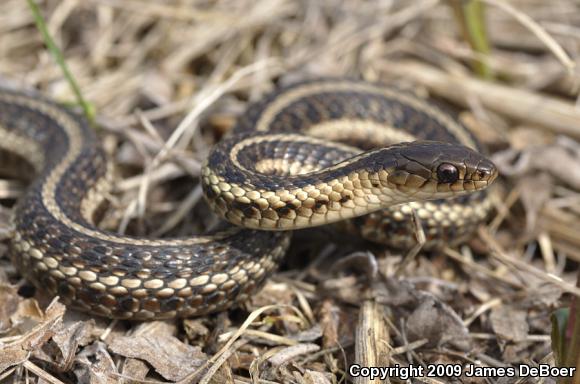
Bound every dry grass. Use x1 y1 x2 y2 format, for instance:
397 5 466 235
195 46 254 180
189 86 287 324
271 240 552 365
1 0 580 383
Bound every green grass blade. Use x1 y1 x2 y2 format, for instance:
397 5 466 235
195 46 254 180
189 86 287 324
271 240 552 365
449 0 494 80
26 0 96 124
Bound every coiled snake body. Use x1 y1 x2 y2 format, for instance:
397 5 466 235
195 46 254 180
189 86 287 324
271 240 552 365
0 80 497 320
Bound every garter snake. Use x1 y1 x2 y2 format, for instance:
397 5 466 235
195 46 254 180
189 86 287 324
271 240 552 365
0 79 497 320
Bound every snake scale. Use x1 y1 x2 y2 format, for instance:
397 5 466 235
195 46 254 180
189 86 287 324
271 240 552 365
0 79 497 320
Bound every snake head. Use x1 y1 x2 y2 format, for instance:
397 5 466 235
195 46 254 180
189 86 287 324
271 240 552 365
382 140 498 198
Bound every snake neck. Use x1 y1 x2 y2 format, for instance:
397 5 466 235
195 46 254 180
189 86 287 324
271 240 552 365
202 132 495 231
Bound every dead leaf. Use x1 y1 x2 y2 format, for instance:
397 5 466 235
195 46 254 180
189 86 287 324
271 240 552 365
51 320 95 371
521 285 562 308
132 320 177 338
0 299 66 373
490 306 529 343
406 296 472 351
109 334 207 381
0 342 30 374
303 370 333 384
121 358 150 382
183 319 210 341
10 298 44 335
267 343 320 367
0 284 20 331
74 342 118 384
501 342 531 363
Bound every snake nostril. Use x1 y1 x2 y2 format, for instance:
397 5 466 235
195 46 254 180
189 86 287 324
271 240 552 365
477 168 494 181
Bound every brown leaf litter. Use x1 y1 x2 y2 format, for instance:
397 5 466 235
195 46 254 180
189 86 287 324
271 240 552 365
1 0 580 383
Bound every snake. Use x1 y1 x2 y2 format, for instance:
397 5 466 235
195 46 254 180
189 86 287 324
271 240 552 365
0 79 497 320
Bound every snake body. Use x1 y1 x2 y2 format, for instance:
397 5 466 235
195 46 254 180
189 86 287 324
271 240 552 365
0 80 497 320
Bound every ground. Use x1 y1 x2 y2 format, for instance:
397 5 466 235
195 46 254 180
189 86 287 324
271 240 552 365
0 0 579 383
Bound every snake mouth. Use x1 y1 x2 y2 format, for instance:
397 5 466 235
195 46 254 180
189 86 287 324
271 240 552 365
388 172 496 197
399 169 497 195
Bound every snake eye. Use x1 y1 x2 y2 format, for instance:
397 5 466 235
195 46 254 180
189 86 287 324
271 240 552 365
436 163 459 184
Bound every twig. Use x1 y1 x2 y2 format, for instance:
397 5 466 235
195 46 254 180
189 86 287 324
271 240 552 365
382 61 580 138
479 228 580 297
481 0 575 74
